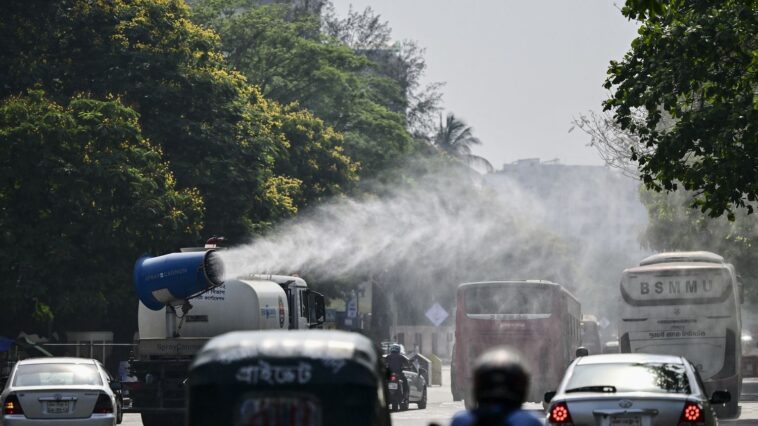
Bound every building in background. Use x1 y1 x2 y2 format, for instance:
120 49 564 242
485 159 650 341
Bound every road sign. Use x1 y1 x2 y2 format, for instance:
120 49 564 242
599 317 611 329
346 297 358 318
425 303 449 326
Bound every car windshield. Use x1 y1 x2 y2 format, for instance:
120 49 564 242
13 363 102 387
566 362 690 394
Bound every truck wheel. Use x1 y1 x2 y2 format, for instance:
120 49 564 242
714 391 739 419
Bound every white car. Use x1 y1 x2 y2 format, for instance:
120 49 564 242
545 353 729 426
1 357 122 425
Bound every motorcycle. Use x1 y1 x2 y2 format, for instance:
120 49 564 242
387 371 408 411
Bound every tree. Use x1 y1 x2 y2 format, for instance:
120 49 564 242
269 103 359 209
432 113 493 172
191 1 433 177
322 4 444 137
0 91 203 337
321 3 392 50
603 0 758 219
0 0 288 240
640 187 758 302
571 110 650 178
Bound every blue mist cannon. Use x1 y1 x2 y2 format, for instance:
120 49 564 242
134 250 225 310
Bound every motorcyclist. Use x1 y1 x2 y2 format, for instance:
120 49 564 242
386 344 409 403
450 347 542 426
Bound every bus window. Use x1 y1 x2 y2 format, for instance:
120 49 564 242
465 285 551 315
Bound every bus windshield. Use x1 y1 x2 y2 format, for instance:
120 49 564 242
465 285 552 315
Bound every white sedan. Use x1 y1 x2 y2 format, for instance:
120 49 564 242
1 357 122 425
545 353 729 426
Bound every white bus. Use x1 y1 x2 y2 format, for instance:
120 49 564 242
618 251 743 417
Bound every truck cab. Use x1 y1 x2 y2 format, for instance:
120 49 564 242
251 274 326 330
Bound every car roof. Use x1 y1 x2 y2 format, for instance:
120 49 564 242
192 330 377 370
16 357 98 365
458 280 560 289
638 251 724 266
575 353 685 366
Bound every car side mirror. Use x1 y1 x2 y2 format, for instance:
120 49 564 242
710 390 731 405
109 381 122 391
544 391 556 403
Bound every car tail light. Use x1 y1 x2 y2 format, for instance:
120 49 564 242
93 393 113 414
3 394 24 415
548 401 574 425
678 401 705 425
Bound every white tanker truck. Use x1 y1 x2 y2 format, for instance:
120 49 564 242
126 246 325 426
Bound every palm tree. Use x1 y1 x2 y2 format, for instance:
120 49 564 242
432 113 494 172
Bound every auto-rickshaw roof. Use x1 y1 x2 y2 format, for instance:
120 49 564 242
191 330 378 372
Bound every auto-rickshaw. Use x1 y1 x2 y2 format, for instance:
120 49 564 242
187 330 391 426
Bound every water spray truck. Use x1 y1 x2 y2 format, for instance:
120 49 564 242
127 244 326 426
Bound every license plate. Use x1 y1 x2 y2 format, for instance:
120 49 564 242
388 383 398 390
610 416 641 426
45 401 69 414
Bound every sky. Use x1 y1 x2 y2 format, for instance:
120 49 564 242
329 0 640 168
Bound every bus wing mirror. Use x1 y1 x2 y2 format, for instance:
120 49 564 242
544 391 556 403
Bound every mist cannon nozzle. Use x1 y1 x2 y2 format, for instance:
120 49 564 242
134 250 225 310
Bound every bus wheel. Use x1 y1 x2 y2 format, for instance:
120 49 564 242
141 413 183 426
715 394 739 419
725 392 740 418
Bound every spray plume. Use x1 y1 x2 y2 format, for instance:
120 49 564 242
220 161 649 322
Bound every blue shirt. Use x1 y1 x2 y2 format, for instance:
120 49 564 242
450 408 543 426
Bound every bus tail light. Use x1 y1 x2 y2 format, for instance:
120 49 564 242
678 401 705 425
3 394 24 415
548 401 574 425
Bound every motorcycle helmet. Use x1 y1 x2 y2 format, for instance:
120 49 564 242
390 344 401 354
472 347 530 406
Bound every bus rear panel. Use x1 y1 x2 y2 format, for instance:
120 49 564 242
453 281 580 403
618 253 742 417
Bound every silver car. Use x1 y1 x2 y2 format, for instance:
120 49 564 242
544 353 730 426
1 357 122 425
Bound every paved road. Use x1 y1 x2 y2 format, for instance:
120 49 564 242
391 368 758 426
120 369 758 425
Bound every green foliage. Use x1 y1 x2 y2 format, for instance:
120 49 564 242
0 0 361 336
270 105 358 208
0 0 284 239
604 0 758 219
622 0 668 19
432 113 494 173
0 91 203 336
641 188 758 302
191 1 422 177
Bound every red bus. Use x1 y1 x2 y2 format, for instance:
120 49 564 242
451 281 581 407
